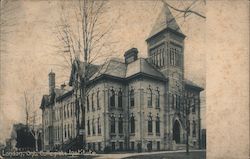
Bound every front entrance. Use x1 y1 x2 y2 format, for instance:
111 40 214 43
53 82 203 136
173 120 181 144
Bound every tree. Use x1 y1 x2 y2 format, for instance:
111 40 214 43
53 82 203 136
161 0 206 20
54 0 119 148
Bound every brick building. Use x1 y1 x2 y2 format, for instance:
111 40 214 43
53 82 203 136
40 5 203 152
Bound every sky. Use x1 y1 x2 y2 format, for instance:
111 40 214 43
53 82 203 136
0 0 205 143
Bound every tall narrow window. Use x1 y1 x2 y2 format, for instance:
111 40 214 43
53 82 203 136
118 90 122 108
192 121 196 137
97 117 101 134
192 98 196 113
148 114 153 134
147 88 152 107
156 90 160 108
118 116 123 134
130 115 135 134
156 115 160 134
97 90 100 109
110 89 115 108
110 116 115 134
87 95 90 112
87 119 90 135
130 89 135 107
92 119 95 135
92 93 95 111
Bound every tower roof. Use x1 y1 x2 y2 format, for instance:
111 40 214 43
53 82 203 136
147 4 184 40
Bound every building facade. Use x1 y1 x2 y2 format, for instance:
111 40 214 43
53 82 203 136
40 5 203 152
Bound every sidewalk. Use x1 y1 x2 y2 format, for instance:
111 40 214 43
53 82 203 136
92 149 206 159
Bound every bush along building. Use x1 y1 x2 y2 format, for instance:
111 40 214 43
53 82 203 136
40 5 203 152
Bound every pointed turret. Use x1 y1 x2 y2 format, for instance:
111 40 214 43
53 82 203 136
147 4 184 41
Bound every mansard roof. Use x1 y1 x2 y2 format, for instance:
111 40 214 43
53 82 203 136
88 58 166 82
147 4 184 41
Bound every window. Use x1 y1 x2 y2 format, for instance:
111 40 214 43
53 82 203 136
156 90 160 108
97 117 101 134
131 142 134 150
98 142 101 151
192 98 196 113
148 114 153 134
92 93 95 111
64 125 67 138
157 141 160 150
87 96 90 112
70 103 73 117
130 115 135 133
118 90 122 108
87 119 90 135
93 143 96 151
68 124 70 138
67 104 69 118
110 89 115 108
192 121 196 137
156 115 160 134
130 89 135 107
147 88 153 107
97 90 100 109
110 116 115 134
119 142 123 151
111 142 116 151
118 116 123 134
92 119 95 135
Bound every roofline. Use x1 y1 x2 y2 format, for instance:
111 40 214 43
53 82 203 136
87 72 168 86
146 27 186 42
184 83 204 92
56 90 74 102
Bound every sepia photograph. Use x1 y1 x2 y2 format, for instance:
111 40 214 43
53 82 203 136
1 0 247 159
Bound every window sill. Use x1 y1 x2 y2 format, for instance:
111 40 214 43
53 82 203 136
156 133 161 136
148 132 153 135
155 107 160 110
130 133 135 136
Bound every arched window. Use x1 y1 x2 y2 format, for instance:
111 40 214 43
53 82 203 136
87 95 90 112
97 90 100 109
156 89 160 108
147 87 152 107
110 89 115 108
118 115 123 134
110 116 115 133
92 119 95 135
87 119 90 135
68 124 70 138
130 115 135 133
118 89 122 108
130 89 135 107
192 121 196 137
156 115 160 134
92 93 95 111
97 116 101 134
64 124 67 138
67 104 69 118
148 113 153 134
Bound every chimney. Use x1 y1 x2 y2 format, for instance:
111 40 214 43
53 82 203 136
48 70 55 95
124 48 138 64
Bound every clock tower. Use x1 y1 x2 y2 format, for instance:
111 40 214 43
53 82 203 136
146 4 187 145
